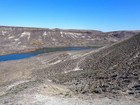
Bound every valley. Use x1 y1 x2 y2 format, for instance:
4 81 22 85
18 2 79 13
0 26 140 105
0 26 138 55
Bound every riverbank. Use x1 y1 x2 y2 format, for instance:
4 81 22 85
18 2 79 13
0 48 139 105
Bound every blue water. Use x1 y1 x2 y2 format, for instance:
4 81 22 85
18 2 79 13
0 46 99 62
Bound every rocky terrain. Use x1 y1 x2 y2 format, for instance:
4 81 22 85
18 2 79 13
47 33 140 98
0 26 139 55
0 49 139 105
0 26 140 104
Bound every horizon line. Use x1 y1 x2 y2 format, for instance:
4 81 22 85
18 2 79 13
0 25 140 33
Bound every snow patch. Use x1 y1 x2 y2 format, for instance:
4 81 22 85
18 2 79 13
52 38 56 41
63 32 82 36
21 32 30 37
73 66 82 71
71 55 81 59
64 66 82 74
70 35 76 39
43 32 47 36
133 52 140 59
47 79 52 82
50 60 62 65
20 31 31 40
2 31 6 35
88 36 91 38
14 38 19 41
60 32 64 37
8 36 15 39
28 34 30 40
60 32 63 34
81 36 86 38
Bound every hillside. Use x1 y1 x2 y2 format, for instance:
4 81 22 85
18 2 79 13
0 26 138 55
47 33 140 97
0 32 140 104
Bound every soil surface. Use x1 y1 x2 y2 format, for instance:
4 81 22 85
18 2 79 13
0 26 140 104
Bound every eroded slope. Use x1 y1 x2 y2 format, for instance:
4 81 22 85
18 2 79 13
47 33 140 97
0 26 138 55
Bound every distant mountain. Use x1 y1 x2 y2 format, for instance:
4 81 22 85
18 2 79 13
0 26 139 55
48 33 140 97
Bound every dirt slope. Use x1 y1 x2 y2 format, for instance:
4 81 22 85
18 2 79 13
0 34 140 104
0 26 138 55
48 33 140 97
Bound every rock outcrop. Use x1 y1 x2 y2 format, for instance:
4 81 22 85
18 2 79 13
0 26 138 54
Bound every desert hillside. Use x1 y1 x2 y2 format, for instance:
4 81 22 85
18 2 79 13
0 27 140 104
46 33 140 97
0 26 138 55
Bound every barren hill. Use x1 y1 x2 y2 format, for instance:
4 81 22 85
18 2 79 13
0 26 138 55
46 33 140 97
0 29 140 104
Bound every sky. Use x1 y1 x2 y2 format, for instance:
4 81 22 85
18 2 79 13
0 0 140 32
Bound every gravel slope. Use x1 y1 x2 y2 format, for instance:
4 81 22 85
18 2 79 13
47 33 140 98
0 33 140 104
